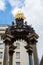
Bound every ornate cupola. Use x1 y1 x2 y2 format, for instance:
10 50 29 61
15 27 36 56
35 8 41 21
15 11 26 28
2 10 39 65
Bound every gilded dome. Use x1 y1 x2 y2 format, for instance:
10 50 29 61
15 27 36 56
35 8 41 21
15 11 26 19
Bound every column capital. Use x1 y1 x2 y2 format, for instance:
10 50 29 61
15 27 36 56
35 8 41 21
3 39 11 45
25 44 33 65
9 44 17 55
25 44 33 55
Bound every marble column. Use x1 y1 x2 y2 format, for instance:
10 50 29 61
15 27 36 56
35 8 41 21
29 54 33 65
9 44 16 65
3 41 9 65
9 51 14 65
25 45 33 65
33 44 39 65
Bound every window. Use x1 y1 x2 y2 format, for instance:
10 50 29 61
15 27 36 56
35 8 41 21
0 52 3 58
16 62 20 65
0 62 2 65
16 52 20 59
0 44 4 49
1 36 3 40
0 36 1 40
16 43 20 49
0 36 3 40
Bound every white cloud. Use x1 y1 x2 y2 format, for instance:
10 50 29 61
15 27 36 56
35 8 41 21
11 0 43 60
0 0 6 11
12 7 22 16
8 0 25 8
23 0 43 60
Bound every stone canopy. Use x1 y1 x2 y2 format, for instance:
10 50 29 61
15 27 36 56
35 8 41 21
2 11 39 44
3 11 43 65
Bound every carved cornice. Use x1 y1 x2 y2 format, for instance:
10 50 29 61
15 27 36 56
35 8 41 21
27 33 39 39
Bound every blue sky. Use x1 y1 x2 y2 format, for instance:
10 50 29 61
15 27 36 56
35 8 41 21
0 0 25 24
0 0 43 61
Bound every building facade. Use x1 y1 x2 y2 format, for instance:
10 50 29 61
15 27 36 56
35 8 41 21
0 25 28 65
0 25 8 65
0 11 43 65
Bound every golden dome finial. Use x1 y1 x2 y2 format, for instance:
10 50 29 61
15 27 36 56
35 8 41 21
15 10 26 19
17 10 22 13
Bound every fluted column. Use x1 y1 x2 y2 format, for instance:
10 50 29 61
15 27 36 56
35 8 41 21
25 44 33 65
33 44 39 65
9 44 16 65
3 41 9 65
